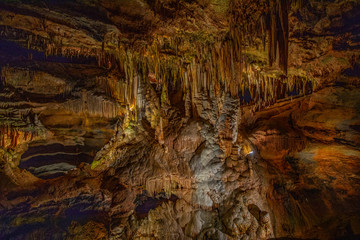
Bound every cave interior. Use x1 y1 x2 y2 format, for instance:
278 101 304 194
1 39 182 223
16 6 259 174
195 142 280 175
0 0 359 239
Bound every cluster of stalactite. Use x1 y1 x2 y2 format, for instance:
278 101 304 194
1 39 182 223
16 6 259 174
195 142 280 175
93 38 310 113
90 0 311 112
1 0 314 115
96 48 144 108
0 125 35 149
0 24 99 60
44 42 99 59
144 35 313 108
229 0 289 73
245 68 313 108
0 104 46 148
86 36 314 120
63 91 122 119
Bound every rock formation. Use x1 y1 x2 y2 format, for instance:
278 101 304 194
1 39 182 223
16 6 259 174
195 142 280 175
0 0 359 239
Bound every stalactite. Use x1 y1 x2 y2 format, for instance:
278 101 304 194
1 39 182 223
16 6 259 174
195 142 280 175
0 125 38 149
278 0 289 73
64 91 121 118
0 0 314 117
268 0 278 68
